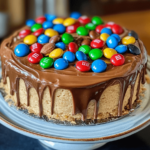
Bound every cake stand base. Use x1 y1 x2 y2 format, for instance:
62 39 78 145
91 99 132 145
39 140 106 150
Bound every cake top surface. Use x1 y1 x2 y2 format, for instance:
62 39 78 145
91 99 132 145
0 12 147 87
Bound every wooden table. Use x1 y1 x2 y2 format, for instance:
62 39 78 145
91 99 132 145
102 10 150 55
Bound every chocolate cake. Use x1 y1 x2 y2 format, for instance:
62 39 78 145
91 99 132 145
0 12 147 124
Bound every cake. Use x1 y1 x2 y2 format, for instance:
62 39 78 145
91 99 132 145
0 12 147 124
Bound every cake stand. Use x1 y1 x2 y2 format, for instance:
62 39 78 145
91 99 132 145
0 61 150 150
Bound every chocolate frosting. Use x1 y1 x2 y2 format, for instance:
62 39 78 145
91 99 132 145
0 26 147 120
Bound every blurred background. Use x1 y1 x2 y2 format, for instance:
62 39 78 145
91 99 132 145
0 0 150 53
0 0 150 149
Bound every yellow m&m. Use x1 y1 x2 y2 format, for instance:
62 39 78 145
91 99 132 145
53 18 64 24
103 48 117 59
63 18 76 26
45 29 59 37
122 36 136 45
23 35 37 45
100 33 110 41
49 48 64 59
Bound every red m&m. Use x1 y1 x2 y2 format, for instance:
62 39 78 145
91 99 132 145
30 43 43 53
66 22 80 33
19 29 31 38
76 61 91 72
68 42 78 53
33 28 44 37
90 39 105 49
95 25 105 33
28 52 43 64
111 24 124 35
110 54 125 66
35 16 46 24
104 22 115 28
78 16 91 25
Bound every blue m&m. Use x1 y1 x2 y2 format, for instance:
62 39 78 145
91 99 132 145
55 42 66 50
38 34 50 44
106 36 118 48
91 59 107 73
76 51 87 61
111 34 121 42
63 51 75 63
115 45 127 54
101 28 112 35
70 12 81 19
26 19 35 27
54 58 69 70
43 21 53 29
53 24 66 34
14 44 30 57
45 14 57 21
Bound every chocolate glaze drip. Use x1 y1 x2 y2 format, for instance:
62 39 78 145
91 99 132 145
0 26 147 121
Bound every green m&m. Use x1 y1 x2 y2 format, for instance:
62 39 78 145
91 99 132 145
78 45 91 54
85 23 96 30
40 57 54 69
89 48 103 60
76 26 88 36
92 16 103 25
31 23 42 32
61 33 74 44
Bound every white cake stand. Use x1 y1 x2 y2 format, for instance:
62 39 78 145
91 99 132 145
0 65 150 150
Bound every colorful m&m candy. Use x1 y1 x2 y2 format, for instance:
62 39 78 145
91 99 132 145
111 24 124 35
40 57 54 69
78 16 91 24
103 48 117 59
101 28 112 35
76 61 91 72
85 23 96 30
19 29 31 38
106 36 118 48
66 22 80 33
45 29 58 37
54 58 69 70
68 42 78 53
78 45 91 54
70 12 81 19
28 52 43 64
115 45 127 54
26 19 35 27
92 16 103 25
89 49 103 60
90 39 104 49
91 59 107 73
122 36 136 45
49 48 63 59
33 28 44 37
14 44 30 57
128 30 138 40
45 14 57 21
127 44 141 55
110 54 125 66
24 35 37 45
76 51 87 61
31 23 42 32
30 43 43 53
43 21 53 29
55 42 66 50
53 24 66 34
38 34 50 44
63 51 75 63
35 16 46 24
63 18 76 26
96 25 105 33
76 26 89 36
100 33 109 41
61 33 74 44
53 18 64 24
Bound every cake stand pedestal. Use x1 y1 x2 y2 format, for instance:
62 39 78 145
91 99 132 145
0 66 150 150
